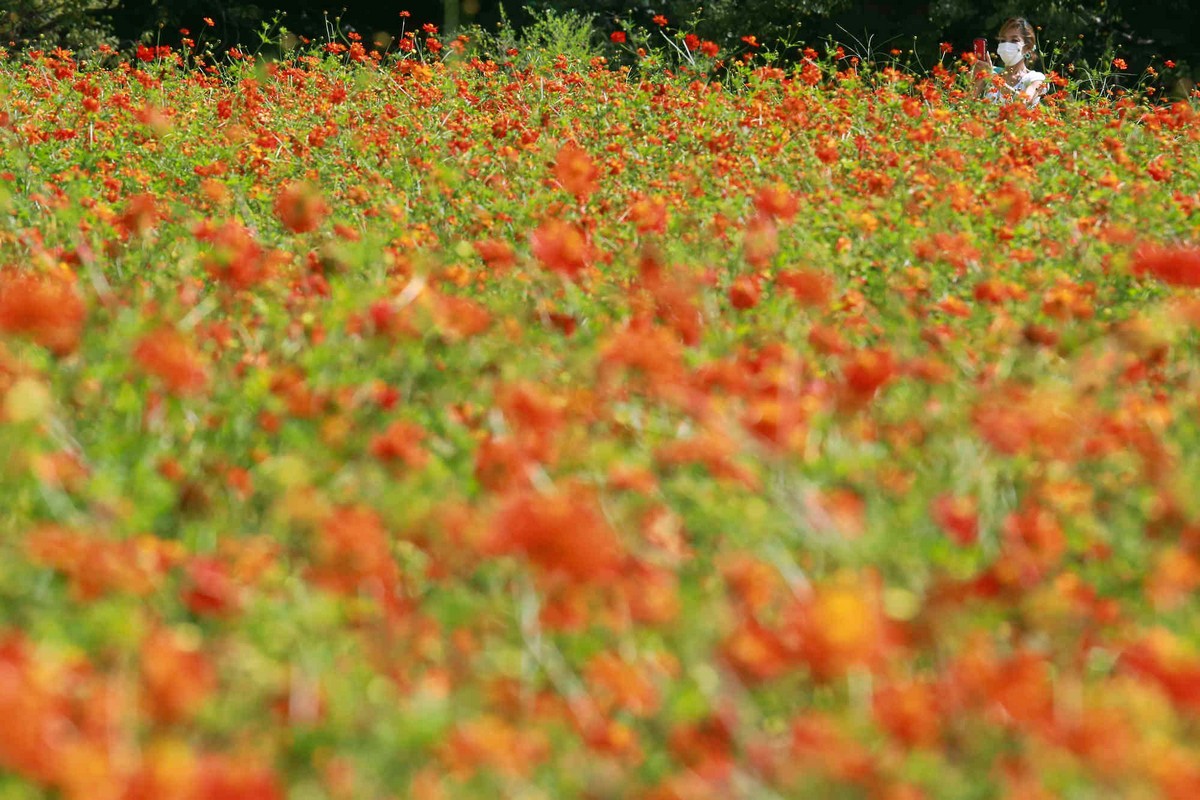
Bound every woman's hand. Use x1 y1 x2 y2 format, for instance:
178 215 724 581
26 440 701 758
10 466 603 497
972 49 994 98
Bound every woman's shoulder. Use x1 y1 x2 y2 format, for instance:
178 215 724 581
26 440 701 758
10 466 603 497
1023 70 1046 83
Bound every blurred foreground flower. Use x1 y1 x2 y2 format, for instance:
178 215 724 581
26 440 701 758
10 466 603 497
1132 243 1200 288
489 481 623 582
0 271 86 356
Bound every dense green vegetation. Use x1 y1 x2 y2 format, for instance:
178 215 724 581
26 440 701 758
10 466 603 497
4 0 1198 84
2 14 1200 798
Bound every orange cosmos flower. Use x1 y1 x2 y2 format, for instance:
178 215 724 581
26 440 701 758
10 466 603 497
805 486 867 539
473 238 517 271
310 505 401 600
721 617 792 683
195 220 282 289
655 428 760 490
973 385 1085 461
790 713 878 787
432 294 491 339
992 183 1032 225
753 183 799 221
742 213 779 267
872 677 942 748
115 192 162 238
931 494 979 546
668 713 736 782
989 504 1067 589
841 347 896 399
628 194 668 234
553 141 600 201
728 275 761 309
1132 243 1200 288
1120 628 1200 715
140 626 217 724
530 218 591 278
619 562 682 626
636 251 703 345
721 554 785 615
133 327 210 396
440 715 550 780
784 571 887 681
369 419 428 470
776 268 833 307
182 556 240 617
0 270 86 356
193 753 285 800
26 526 175 601
488 481 623 582
808 322 848 355
274 180 329 234
1148 547 1200 611
0 635 76 786
585 651 661 716
985 649 1055 731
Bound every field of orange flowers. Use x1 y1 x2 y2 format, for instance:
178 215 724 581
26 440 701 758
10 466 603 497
0 29 1199 799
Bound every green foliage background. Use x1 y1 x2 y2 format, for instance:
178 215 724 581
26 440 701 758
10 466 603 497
4 0 1198 79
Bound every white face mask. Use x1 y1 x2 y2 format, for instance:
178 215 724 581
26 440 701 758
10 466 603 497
997 42 1026 66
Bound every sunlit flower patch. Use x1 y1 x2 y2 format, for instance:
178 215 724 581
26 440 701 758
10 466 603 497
0 25 1198 799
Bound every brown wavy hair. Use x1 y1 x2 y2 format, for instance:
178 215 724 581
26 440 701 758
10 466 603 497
999 17 1039 65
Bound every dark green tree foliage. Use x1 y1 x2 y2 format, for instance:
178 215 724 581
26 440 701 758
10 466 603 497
10 0 1199 79
521 0 1197 73
1 0 115 47
104 0 461 46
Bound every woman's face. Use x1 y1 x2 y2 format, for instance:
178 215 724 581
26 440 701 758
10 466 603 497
999 27 1029 54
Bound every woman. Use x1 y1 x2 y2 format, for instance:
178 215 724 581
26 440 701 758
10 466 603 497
973 18 1047 106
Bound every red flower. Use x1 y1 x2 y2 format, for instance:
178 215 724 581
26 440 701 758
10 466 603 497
530 219 591 278
274 180 329 234
370 419 428 469
742 214 778 267
194 754 285 800
873 678 942 747
627 195 668 234
310 506 402 603
931 494 979 546
0 270 86 356
115 192 162 238
655 428 760 489
133 327 210 396
140 626 216 724
610 31 626 44
474 238 517 271
1120 629 1200 714
776 268 833 307
841 347 896 399
785 571 887 681
753 183 799 221
722 618 791 683
553 141 600 201
728 275 761 310
195 220 278 289
1132 243 1200 288
489 482 623 582
433 294 491 339
182 557 240 616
